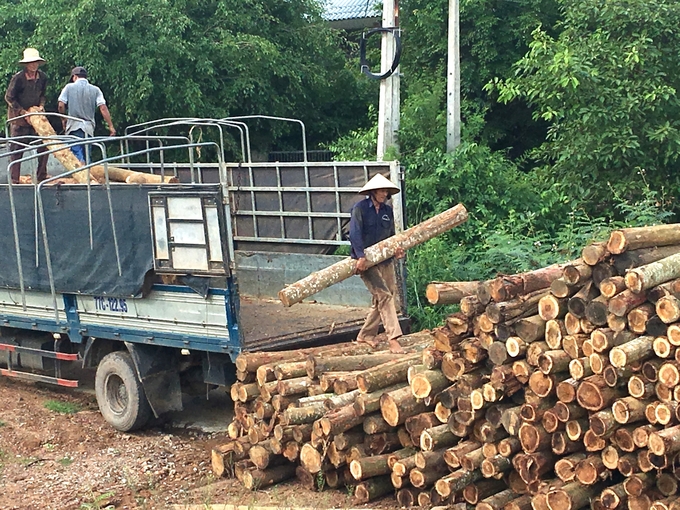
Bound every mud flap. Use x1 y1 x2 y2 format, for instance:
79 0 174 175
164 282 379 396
124 342 182 418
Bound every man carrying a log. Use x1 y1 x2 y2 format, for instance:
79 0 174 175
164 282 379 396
4 48 49 184
58 66 116 163
349 174 405 354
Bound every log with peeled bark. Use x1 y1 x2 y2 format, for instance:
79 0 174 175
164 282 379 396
278 204 468 306
625 252 680 294
607 225 680 255
426 281 479 305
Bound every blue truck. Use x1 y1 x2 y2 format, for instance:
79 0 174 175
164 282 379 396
0 116 406 431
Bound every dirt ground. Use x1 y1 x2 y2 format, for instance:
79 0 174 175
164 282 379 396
0 376 390 510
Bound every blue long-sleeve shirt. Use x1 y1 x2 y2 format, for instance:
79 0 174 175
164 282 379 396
349 197 396 259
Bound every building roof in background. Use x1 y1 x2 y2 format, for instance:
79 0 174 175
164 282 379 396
323 0 380 22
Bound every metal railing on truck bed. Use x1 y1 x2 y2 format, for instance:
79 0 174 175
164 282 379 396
0 116 407 360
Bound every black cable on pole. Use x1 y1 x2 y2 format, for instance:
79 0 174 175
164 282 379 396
359 27 402 80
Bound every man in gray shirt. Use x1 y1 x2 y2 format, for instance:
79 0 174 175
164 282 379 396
57 66 115 163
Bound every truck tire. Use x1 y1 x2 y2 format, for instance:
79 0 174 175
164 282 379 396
95 351 152 431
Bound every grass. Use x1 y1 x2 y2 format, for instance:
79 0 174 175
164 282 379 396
58 457 74 467
43 400 82 414
79 490 115 510
0 420 5 427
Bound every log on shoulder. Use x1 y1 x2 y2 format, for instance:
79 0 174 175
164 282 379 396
279 204 468 306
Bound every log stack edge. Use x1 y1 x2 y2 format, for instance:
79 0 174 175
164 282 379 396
213 223 680 510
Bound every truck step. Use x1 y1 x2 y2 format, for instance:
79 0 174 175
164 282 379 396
0 368 78 387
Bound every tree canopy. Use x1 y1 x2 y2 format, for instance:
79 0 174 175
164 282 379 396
0 0 372 147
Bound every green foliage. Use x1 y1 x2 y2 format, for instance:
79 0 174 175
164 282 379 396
0 0 371 149
488 0 680 209
58 457 74 467
407 173 672 330
43 399 82 414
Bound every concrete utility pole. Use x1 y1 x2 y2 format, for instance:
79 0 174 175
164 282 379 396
377 0 400 161
446 0 461 153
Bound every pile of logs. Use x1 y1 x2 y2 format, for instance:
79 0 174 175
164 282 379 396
213 223 680 510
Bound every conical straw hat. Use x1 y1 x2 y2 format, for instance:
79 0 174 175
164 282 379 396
358 174 400 195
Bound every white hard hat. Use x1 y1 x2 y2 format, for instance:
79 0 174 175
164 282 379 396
358 174 400 195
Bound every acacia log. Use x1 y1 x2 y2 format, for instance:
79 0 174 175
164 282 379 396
555 453 588 483
612 397 649 425
648 424 680 456
356 353 421 393
426 281 479 305
583 242 609 265
410 369 450 399
242 464 296 490
610 336 654 368
435 469 482 498
585 296 610 326
463 479 507 505
551 431 584 456
567 281 599 318
461 294 486 316
628 303 656 333
279 204 468 306
486 289 547 323
319 405 363 436
653 336 674 358
625 252 680 294
491 264 568 302
569 357 592 380
656 295 680 323
307 352 401 379
576 375 618 411
380 385 429 427
477 489 518 510
519 422 551 453
409 464 448 488
354 475 393 503
609 290 648 317
539 295 568 321
547 481 604 510
608 225 680 254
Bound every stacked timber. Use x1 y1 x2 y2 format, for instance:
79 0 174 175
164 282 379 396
213 223 680 510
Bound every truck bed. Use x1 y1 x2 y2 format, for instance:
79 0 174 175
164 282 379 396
238 295 369 351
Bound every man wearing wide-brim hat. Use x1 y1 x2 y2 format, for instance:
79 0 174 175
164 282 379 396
4 48 49 183
349 173 405 354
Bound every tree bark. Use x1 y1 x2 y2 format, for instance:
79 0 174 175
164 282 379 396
625 252 680 294
380 385 430 427
356 353 422 393
490 264 569 302
410 370 450 399
576 375 619 411
435 469 482 498
279 204 468 306
426 281 479 305
609 336 654 368
354 475 394 503
242 464 296 490
608 225 680 255
609 290 648 317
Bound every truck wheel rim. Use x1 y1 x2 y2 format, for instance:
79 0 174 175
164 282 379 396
105 374 128 415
